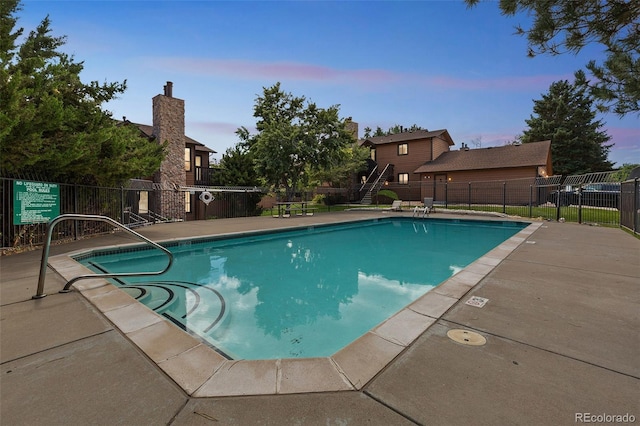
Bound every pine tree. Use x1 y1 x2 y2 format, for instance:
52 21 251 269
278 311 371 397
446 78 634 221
0 0 165 185
520 72 613 175
465 0 639 116
363 124 424 139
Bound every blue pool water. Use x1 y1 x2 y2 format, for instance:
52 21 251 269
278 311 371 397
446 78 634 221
79 218 526 360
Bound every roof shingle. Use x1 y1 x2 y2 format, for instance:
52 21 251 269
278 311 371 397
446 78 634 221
360 129 454 146
126 121 216 153
413 140 551 173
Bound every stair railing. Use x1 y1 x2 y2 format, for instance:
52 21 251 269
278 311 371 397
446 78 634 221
370 163 392 192
34 214 173 299
359 165 378 192
361 163 392 203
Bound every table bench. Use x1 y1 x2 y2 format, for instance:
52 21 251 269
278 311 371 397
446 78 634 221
271 203 316 218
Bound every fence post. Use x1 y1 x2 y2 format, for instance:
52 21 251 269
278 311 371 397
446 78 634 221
73 184 79 240
577 183 583 224
633 178 640 234
468 182 471 210
433 180 437 205
556 184 561 222
529 185 533 218
444 182 448 208
502 182 506 214
120 186 125 224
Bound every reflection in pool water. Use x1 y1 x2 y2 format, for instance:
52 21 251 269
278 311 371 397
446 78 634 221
81 218 525 359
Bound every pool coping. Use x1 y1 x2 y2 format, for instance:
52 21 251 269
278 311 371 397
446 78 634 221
47 218 541 397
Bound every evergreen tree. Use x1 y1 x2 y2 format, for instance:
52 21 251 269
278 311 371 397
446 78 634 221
520 72 613 175
0 0 165 185
465 0 639 116
363 124 424 138
213 143 263 216
213 143 260 187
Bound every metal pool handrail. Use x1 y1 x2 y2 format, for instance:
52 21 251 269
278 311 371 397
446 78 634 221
34 214 174 299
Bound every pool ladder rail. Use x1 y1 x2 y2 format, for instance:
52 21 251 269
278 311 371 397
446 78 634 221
34 214 174 299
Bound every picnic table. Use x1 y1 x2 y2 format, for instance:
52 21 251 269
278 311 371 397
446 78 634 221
272 201 316 218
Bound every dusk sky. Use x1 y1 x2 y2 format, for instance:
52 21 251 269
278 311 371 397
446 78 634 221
17 0 640 167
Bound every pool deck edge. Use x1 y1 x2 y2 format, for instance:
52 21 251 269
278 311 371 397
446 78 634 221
3 213 637 425
45 217 541 398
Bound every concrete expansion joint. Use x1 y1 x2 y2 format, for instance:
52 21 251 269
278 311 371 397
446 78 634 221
329 357 357 389
442 318 640 380
362 389 423 426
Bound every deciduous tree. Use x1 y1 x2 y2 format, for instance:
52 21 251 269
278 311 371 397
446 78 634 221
310 144 369 195
239 83 355 200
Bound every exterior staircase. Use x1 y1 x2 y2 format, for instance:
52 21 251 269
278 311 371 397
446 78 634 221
359 163 393 204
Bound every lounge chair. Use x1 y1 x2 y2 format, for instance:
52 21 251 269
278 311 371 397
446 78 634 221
412 197 434 218
384 200 403 212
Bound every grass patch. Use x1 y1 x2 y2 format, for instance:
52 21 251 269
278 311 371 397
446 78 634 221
439 204 620 225
261 202 621 227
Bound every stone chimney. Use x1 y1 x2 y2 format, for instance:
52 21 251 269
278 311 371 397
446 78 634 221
345 117 359 141
152 81 185 218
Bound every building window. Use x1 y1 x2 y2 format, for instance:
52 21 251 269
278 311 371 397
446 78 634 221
398 143 408 155
195 155 202 182
185 148 191 171
370 148 376 161
185 191 191 213
138 191 149 214
398 173 409 184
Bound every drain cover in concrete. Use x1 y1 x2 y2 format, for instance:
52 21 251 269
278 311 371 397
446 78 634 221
447 329 487 346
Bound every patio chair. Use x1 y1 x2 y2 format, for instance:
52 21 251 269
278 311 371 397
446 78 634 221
412 197 433 218
384 200 403 212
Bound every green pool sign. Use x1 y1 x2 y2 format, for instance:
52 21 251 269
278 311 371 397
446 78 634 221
13 180 60 225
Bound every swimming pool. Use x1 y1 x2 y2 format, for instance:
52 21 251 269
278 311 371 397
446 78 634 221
78 217 527 360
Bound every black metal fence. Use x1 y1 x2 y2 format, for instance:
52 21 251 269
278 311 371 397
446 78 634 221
2 172 638 251
1 177 260 251
358 172 637 232
620 178 639 234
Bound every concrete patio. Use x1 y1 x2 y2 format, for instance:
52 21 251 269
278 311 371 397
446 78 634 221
1 211 638 425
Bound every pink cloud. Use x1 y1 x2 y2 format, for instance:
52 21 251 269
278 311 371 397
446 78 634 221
606 126 640 150
147 57 564 92
189 120 243 134
153 58 397 84
418 74 571 91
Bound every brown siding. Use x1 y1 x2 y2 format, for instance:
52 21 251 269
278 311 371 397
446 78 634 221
432 137 450 160
419 167 540 204
545 151 553 176
374 137 434 183
447 167 537 183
